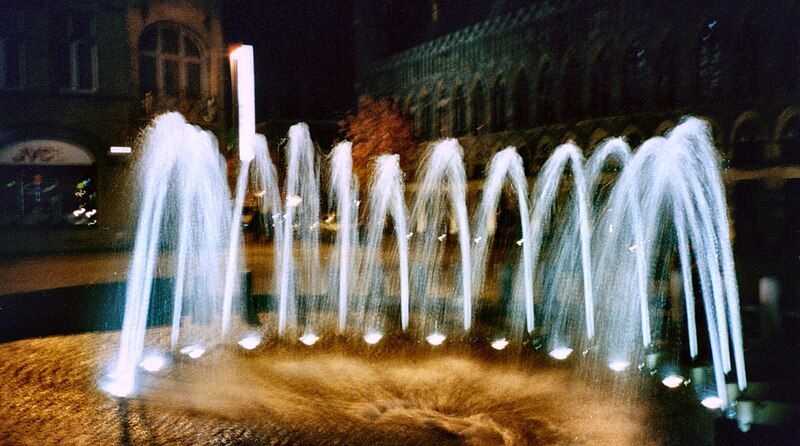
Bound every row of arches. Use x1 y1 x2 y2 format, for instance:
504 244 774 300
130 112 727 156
398 15 778 140
538 108 800 168
452 107 800 181
729 109 800 166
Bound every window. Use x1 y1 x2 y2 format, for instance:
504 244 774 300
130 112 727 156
622 42 647 110
436 88 449 137
513 72 530 129
698 19 722 101
536 62 556 125
490 76 507 131
419 93 431 138
590 49 612 116
779 114 800 164
654 41 677 107
61 13 97 92
452 85 466 136
562 58 582 121
138 23 205 98
0 11 23 90
469 81 486 133
731 117 765 167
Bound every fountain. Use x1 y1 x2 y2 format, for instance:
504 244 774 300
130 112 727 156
103 113 232 397
105 112 748 413
471 147 533 338
102 50 746 414
356 154 410 334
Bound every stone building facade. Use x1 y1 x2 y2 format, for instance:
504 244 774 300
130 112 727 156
354 1 800 310
0 0 227 251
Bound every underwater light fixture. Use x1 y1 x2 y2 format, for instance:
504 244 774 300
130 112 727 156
299 333 320 346
701 396 724 410
101 378 134 398
662 374 685 388
491 338 509 350
238 334 261 350
426 333 446 346
139 353 166 372
364 332 383 345
286 195 303 207
549 347 573 360
608 360 630 372
179 345 206 359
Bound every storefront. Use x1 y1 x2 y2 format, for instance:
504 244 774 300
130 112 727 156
0 139 97 227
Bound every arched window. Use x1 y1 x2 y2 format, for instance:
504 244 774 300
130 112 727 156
536 61 556 124
54 13 97 92
734 24 758 94
513 72 530 129
731 115 765 167
469 81 486 133
562 57 582 121
590 48 612 116
622 126 644 150
654 40 677 108
779 114 800 164
622 41 647 110
419 92 432 139
138 23 205 98
452 85 466 136
490 76 507 132
436 87 449 137
698 19 722 101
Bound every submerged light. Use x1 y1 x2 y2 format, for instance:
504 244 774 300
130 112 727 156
364 332 383 345
286 195 302 207
179 344 205 359
701 396 724 410
608 360 630 372
426 333 446 346
238 334 261 350
299 333 320 346
102 378 134 398
549 347 573 360
139 353 166 372
662 374 685 388
490 338 509 350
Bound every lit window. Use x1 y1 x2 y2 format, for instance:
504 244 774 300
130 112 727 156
590 49 612 116
0 10 24 90
62 13 97 92
698 19 722 100
138 23 205 99
623 42 647 110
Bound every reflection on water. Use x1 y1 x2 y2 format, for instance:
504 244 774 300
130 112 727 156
144 349 654 445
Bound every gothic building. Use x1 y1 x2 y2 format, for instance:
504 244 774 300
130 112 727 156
0 0 227 251
354 1 800 311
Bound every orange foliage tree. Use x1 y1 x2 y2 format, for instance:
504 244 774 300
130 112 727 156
338 96 416 185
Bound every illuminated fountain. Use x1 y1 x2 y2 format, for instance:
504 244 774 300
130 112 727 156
103 46 746 414
355 154 410 338
102 113 232 397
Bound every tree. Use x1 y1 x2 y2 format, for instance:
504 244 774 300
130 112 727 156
338 96 416 184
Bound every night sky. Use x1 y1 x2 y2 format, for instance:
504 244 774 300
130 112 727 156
221 0 357 124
